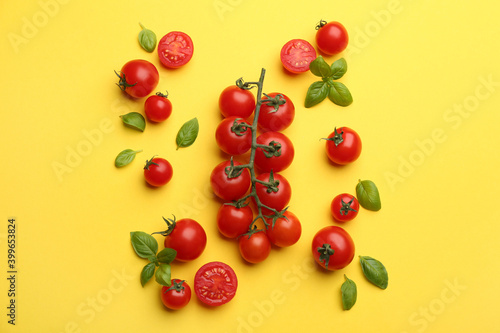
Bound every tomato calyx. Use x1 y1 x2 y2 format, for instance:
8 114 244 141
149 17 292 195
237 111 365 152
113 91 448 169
151 215 177 237
235 77 256 91
144 156 159 170
114 70 137 91
340 197 357 216
315 19 328 30
230 118 252 137
225 157 245 178
156 91 169 98
266 206 289 229
317 243 335 269
164 279 186 293
262 93 286 113
240 224 265 240
323 127 344 146
255 170 280 193
225 200 249 209
257 141 282 158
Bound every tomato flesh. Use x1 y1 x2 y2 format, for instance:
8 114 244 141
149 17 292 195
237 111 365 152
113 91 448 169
280 39 317 74
194 262 238 306
158 31 194 68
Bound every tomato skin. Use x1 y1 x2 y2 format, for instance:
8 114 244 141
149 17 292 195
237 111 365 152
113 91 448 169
254 131 294 173
161 279 191 310
255 172 291 215
144 93 172 122
315 21 349 55
331 193 359 223
164 219 207 262
157 31 194 68
258 93 295 132
280 39 317 74
117 59 159 98
325 127 362 165
210 160 251 201
194 261 238 306
216 204 253 238
312 226 355 271
238 231 271 264
265 211 301 247
215 117 252 155
219 85 256 119
144 157 173 187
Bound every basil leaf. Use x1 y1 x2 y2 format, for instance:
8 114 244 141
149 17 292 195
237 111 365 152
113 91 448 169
356 179 381 211
155 263 172 286
138 23 157 53
331 58 348 80
140 262 155 287
130 231 158 259
156 247 177 264
359 256 388 289
309 55 332 78
176 117 199 149
341 275 357 310
120 112 146 132
328 81 353 107
115 149 142 167
305 81 328 108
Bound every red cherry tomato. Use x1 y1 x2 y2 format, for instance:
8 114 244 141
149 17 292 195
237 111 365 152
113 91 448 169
238 231 271 264
216 203 253 238
331 193 359 223
315 20 349 55
161 279 191 310
312 226 355 271
215 116 252 155
254 131 294 173
158 31 194 69
144 92 172 122
160 217 207 262
116 59 159 98
324 127 362 165
280 39 317 74
265 211 301 247
255 172 291 215
210 160 251 201
219 85 256 119
143 156 173 187
194 261 238 306
258 93 295 132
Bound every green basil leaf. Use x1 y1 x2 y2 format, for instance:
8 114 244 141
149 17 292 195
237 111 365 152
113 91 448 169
176 117 199 149
359 256 388 289
356 179 382 211
156 247 177 264
309 55 332 78
120 112 146 132
138 23 157 53
305 81 328 108
328 81 353 107
130 231 158 259
115 149 142 167
331 58 348 80
140 262 155 287
341 275 357 310
155 263 172 286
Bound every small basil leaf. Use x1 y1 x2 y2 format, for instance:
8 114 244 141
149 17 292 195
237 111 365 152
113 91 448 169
130 231 158 259
120 112 146 132
115 149 142 167
155 264 172 286
305 81 329 108
356 179 382 211
176 117 199 149
309 55 332 78
138 23 157 53
328 82 353 107
359 256 388 289
341 275 357 310
140 262 156 287
331 58 348 80
156 247 177 264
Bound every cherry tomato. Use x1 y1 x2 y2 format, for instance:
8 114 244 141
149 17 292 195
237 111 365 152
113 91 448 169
116 59 159 98
158 31 194 69
238 231 271 264
255 172 291 215
265 211 301 247
216 203 253 239
143 156 173 187
280 39 317 74
254 131 294 173
215 116 252 155
315 20 349 55
160 217 207 262
161 279 191 310
219 85 256 119
312 226 355 271
324 127 362 165
210 160 251 201
144 92 172 122
194 261 238 306
331 193 359 223
258 93 295 132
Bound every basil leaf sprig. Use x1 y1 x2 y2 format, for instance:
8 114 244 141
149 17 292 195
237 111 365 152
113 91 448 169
356 179 382 211
359 256 388 289
115 149 142 167
138 23 157 53
341 275 357 310
120 112 146 132
305 56 353 108
176 117 199 149
130 231 177 286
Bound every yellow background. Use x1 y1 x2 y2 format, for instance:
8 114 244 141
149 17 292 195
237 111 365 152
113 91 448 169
1 0 499 332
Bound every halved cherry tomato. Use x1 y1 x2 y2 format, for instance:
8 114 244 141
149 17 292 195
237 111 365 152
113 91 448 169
280 39 317 74
194 261 238 306
158 31 194 69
